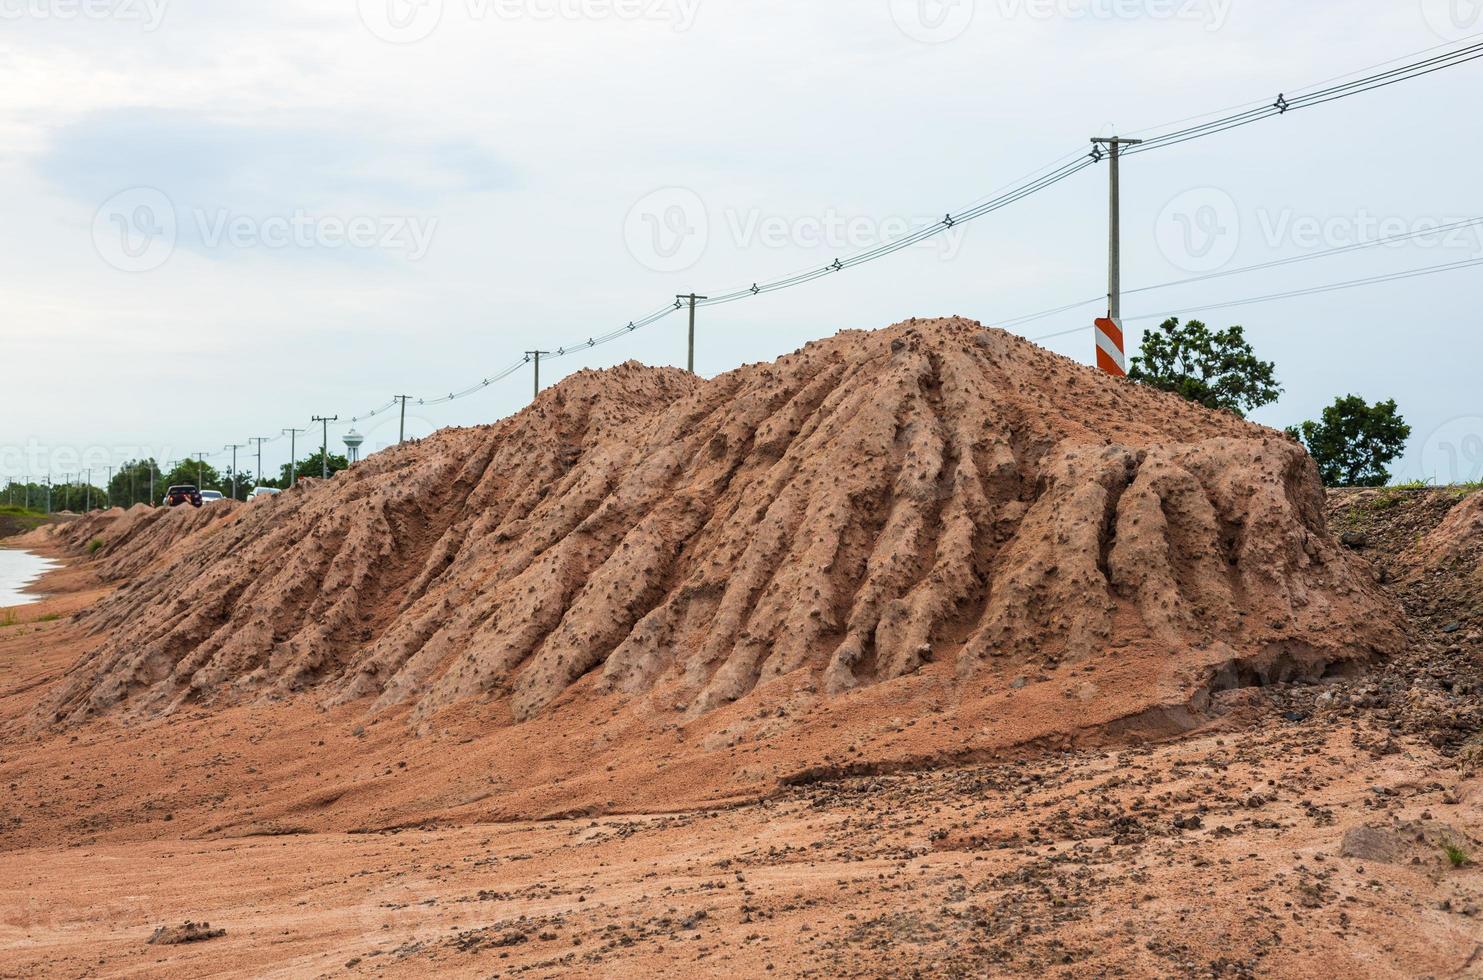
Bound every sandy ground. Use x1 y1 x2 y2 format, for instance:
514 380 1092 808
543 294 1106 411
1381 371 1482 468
2 705 1479 978
2 440 1481 975
2 546 1480 978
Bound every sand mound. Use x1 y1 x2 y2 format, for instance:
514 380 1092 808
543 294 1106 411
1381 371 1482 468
38 321 1401 728
24 501 242 582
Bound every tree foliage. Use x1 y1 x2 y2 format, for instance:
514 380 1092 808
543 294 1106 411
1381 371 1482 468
1129 318 1281 417
1287 395 1411 488
1 479 99 513
276 450 348 486
107 459 164 508
3 479 107 512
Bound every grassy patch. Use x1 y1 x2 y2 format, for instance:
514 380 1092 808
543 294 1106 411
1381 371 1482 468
0 610 16 628
35 612 61 623
0 505 51 538
1443 841 1472 868
87 538 104 554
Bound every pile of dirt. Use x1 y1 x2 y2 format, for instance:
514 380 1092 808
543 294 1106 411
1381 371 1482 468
146 920 225 945
37 320 1402 729
20 502 242 582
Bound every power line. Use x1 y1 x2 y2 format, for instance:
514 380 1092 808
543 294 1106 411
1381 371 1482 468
999 215 1483 329
413 34 1483 393
1025 253 1483 343
30 36 1483 475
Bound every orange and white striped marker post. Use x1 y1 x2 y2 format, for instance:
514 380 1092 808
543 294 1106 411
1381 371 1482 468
1094 316 1126 376
1090 134 1141 377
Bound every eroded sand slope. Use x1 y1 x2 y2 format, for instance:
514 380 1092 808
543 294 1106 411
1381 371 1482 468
37 320 1400 732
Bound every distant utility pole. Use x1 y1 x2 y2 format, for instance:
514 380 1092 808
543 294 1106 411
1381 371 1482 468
148 465 154 507
45 475 51 514
1090 136 1141 377
526 352 550 402
678 293 708 375
194 452 208 490
311 417 337 479
224 444 246 499
249 437 269 491
283 428 305 486
395 395 412 445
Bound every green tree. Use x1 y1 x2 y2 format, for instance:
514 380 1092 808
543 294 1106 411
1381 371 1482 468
278 450 348 486
1287 395 1411 488
108 459 164 508
223 468 256 500
1129 318 1281 417
49 480 106 512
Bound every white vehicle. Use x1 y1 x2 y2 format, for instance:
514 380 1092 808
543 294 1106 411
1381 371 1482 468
199 490 226 504
247 486 280 501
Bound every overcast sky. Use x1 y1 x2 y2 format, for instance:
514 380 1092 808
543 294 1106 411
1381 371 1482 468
2 0 1480 486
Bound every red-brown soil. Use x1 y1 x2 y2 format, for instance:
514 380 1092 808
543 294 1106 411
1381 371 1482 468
1 321 1478 978
30 320 1399 736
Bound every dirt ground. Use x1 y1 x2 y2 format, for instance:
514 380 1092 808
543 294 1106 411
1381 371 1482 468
1 695 1478 978
2 492 1482 978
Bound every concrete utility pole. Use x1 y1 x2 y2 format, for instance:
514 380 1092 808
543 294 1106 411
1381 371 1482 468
86 468 92 512
224 444 245 499
283 428 305 486
677 293 708 374
194 452 209 491
148 464 154 507
526 352 550 402
311 417 337 479
395 395 411 445
1090 136 1142 377
249 437 269 491
46 475 51 514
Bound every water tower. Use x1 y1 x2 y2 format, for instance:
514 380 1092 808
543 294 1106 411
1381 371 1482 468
343 428 365 464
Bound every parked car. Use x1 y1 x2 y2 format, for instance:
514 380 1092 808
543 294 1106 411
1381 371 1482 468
199 490 225 504
247 487 280 501
164 485 202 508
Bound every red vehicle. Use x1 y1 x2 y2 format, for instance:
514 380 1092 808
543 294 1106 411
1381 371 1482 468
164 484 203 508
